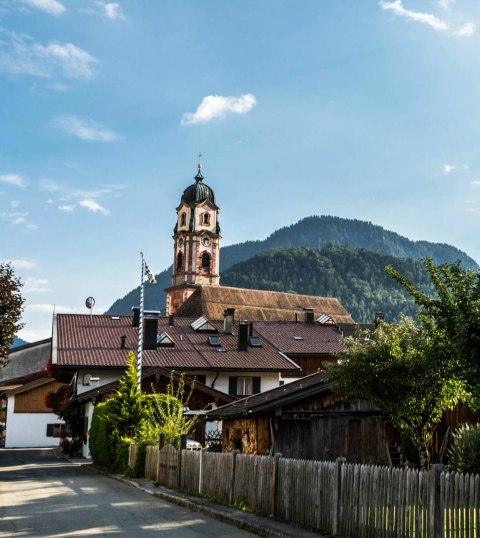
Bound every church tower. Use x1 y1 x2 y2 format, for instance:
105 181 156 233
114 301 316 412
165 163 221 315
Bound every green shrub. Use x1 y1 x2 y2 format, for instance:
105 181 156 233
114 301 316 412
133 441 149 478
89 403 114 468
114 437 132 474
448 423 480 474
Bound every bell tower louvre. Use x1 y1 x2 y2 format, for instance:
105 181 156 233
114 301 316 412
165 162 221 315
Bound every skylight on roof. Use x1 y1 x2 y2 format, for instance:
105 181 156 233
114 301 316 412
316 313 335 325
293 336 304 341
157 332 175 347
191 316 217 332
248 336 262 348
208 335 221 346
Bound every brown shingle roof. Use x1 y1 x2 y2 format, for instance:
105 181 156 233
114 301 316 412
54 314 300 372
252 321 343 355
175 285 355 325
208 371 331 419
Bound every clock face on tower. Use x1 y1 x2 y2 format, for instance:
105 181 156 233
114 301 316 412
202 236 211 247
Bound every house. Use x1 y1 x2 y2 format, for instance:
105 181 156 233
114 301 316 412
64 366 236 457
0 339 67 448
208 371 391 464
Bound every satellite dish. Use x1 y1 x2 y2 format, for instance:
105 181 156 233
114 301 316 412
85 297 95 309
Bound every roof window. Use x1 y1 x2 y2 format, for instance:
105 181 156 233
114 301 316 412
157 332 175 347
293 336 304 341
248 336 262 348
191 316 217 332
208 335 221 346
316 313 335 325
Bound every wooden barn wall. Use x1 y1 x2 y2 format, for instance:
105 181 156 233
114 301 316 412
275 413 388 464
14 381 65 413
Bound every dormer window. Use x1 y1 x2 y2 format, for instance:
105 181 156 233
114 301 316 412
201 251 211 270
180 212 186 226
202 212 210 225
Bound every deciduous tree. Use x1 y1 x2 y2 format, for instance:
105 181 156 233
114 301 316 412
328 317 466 468
386 259 480 398
0 263 24 365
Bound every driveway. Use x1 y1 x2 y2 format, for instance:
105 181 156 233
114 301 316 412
0 448 254 537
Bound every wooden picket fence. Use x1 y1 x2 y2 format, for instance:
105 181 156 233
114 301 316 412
130 444 480 537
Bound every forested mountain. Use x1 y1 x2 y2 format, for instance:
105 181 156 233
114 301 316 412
106 215 477 316
221 216 478 270
222 245 435 323
10 336 28 349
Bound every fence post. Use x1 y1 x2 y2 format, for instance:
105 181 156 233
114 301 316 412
429 464 444 538
271 453 282 518
159 433 165 449
199 448 206 495
178 435 187 489
332 457 346 536
229 450 239 505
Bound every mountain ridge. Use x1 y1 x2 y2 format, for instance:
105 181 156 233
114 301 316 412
106 215 477 316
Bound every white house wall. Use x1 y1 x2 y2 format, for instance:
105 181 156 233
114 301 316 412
5 395 64 448
76 369 121 395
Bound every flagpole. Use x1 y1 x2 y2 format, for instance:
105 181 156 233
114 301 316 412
137 251 145 391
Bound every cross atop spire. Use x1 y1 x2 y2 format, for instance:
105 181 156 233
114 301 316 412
195 153 204 181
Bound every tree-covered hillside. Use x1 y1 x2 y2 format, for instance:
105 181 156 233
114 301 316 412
221 246 435 323
221 216 478 270
106 215 476 315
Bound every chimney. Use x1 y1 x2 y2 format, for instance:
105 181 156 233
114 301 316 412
120 335 126 349
132 307 140 328
238 321 249 351
143 317 158 350
304 307 315 324
374 312 385 328
168 314 174 327
224 308 235 334
249 322 253 336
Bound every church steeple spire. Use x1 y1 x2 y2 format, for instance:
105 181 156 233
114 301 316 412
165 161 221 315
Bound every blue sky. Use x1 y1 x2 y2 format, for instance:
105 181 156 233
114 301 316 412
2 0 480 341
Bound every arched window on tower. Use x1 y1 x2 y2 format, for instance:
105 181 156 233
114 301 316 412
201 251 211 271
177 251 184 271
202 212 210 226
180 212 186 227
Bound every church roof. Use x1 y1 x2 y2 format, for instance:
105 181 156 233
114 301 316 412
174 285 355 325
181 167 216 206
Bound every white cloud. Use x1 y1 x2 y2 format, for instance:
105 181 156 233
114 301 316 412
471 179 480 186
52 115 120 141
0 258 37 269
453 22 476 37
58 204 75 212
21 0 66 16
39 178 63 191
442 164 456 175
438 0 454 10
0 30 98 80
79 198 110 215
0 173 25 187
101 2 125 20
181 93 257 125
10 200 20 208
23 277 51 293
379 0 449 31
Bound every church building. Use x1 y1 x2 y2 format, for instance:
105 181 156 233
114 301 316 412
165 163 354 326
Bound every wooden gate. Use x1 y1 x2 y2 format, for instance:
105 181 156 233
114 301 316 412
157 444 179 488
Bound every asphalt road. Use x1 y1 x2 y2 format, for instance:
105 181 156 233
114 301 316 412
0 448 254 537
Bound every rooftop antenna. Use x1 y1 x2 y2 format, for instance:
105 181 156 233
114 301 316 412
85 296 95 319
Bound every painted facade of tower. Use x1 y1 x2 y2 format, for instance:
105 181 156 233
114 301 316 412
165 165 221 315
